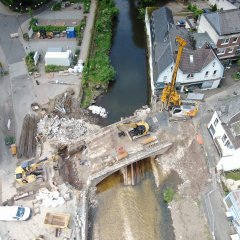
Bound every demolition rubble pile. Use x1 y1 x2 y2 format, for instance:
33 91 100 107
37 115 88 144
54 89 73 114
36 188 65 208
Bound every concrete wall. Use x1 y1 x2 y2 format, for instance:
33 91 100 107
145 9 155 101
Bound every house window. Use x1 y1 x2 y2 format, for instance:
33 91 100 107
187 73 194 79
225 140 231 148
214 118 219 126
171 66 173 71
217 49 225 55
212 62 215 67
228 47 234 54
209 124 215 136
213 70 217 75
205 71 209 77
236 48 240 55
222 134 227 143
233 37 238 43
221 38 229 45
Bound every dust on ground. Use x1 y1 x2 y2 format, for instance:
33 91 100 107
156 121 209 239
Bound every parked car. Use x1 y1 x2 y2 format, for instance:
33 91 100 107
0 206 32 221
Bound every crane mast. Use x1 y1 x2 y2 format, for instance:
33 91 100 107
161 36 187 109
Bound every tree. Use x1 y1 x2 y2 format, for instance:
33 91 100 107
211 4 217 12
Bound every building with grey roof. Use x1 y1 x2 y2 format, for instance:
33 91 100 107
145 6 224 95
208 94 240 172
198 8 240 60
209 0 240 11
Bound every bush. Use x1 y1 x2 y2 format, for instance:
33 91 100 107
81 0 118 108
32 25 67 32
163 187 175 203
211 4 217 12
45 65 68 72
25 52 38 73
73 49 80 65
51 2 61 11
225 171 240 181
4 136 15 145
76 16 87 45
232 72 240 81
83 0 90 13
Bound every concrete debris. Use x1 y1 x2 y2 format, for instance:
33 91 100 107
54 88 74 114
36 188 65 208
37 115 87 143
88 105 108 118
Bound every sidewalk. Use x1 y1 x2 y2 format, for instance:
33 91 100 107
79 0 96 62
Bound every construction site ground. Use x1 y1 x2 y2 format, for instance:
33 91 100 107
155 120 210 240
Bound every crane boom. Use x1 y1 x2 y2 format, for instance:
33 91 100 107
161 36 187 109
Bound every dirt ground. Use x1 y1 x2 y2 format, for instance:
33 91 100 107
156 121 209 239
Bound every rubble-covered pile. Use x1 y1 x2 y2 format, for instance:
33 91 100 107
54 89 74 114
37 115 87 143
36 188 65 208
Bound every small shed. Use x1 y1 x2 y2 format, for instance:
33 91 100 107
45 50 72 66
66 27 76 38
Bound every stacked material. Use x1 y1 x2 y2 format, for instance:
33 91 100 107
88 105 108 118
36 188 65 208
37 115 87 143
17 114 37 158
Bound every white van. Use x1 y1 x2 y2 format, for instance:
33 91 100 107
0 206 32 221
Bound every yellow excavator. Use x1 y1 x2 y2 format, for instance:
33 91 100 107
117 121 149 140
15 155 58 184
161 36 187 110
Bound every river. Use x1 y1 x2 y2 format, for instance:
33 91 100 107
91 0 177 239
96 0 149 125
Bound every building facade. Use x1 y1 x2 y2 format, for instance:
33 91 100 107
145 6 224 95
208 95 240 171
224 190 240 237
198 9 240 60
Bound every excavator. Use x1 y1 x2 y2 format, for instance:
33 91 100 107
117 121 149 140
15 155 58 185
160 36 198 117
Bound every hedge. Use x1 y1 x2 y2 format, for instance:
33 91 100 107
45 65 69 73
25 51 38 73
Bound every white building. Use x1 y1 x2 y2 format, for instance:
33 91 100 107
224 190 240 238
158 48 224 91
208 0 238 10
208 95 240 171
145 7 224 95
45 48 72 66
198 9 240 60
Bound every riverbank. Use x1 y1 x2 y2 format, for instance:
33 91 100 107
80 0 118 108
